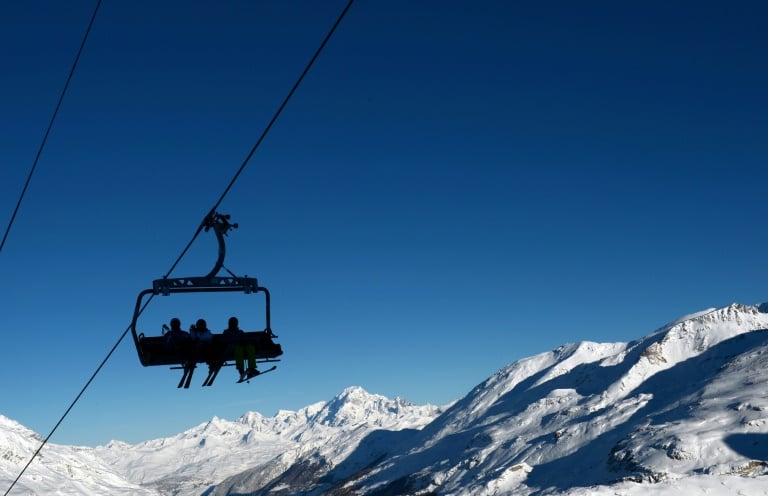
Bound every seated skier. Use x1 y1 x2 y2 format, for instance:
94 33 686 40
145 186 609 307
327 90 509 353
222 316 258 381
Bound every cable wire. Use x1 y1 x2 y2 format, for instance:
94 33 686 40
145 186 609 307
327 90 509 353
208 0 357 216
4 1 355 493
0 0 103 256
3 320 136 496
168 0 357 278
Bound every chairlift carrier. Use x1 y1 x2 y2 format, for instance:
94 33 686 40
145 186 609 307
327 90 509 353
129 212 282 385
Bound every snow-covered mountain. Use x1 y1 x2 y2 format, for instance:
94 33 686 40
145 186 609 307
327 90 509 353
173 302 768 496
0 415 158 495
3 302 768 495
93 386 443 495
0 387 440 495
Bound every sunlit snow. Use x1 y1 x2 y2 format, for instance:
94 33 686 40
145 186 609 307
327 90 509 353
2 303 768 495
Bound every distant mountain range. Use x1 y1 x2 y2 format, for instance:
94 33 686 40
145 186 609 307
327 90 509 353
2 302 768 495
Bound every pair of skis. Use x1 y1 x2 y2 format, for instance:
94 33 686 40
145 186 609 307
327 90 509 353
236 366 277 383
176 364 276 388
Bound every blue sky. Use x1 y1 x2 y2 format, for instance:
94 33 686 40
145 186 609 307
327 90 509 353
1 0 767 447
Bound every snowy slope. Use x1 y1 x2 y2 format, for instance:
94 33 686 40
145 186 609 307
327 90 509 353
4 302 768 496
197 303 768 495
324 303 768 495
94 386 442 495
0 415 159 495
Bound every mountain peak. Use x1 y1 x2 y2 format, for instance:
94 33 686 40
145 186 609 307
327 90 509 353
641 303 767 365
334 385 377 403
314 386 429 428
587 303 768 410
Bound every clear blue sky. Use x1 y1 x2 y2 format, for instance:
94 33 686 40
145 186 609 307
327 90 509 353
1 0 767 447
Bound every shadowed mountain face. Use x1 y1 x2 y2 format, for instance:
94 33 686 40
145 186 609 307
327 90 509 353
3 303 768 496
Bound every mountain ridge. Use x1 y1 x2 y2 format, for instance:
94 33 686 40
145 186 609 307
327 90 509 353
333 302 768 495
92 384 443 495
2 302 768 495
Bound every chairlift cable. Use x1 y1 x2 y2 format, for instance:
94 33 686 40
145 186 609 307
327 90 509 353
3 1 355 493
0 0 103 256
167 0 357 278
209 0 356 213
2 309 139 496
